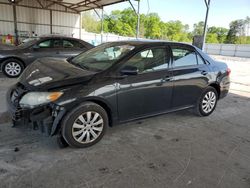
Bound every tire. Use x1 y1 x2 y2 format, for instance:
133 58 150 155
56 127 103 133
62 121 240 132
2 58 24 78
61 102 108 148
56 134 69 148
194 86 218 117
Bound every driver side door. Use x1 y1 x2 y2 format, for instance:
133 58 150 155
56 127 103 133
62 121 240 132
116 46 173 122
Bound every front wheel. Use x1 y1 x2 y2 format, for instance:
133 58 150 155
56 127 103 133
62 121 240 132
61 102 108 148
194 86 218 116
2 58 24 78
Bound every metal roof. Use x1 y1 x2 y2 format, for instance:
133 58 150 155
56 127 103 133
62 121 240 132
1 0 128 13
46 0 127 12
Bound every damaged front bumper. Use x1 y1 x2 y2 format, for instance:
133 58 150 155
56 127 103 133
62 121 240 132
7 84 66 136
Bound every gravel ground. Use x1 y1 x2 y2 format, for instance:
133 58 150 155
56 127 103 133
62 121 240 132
0 55 249 188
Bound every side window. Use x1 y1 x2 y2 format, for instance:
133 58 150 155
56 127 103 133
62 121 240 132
53 39 61 48
172 47 197 67
124 47 169 73
63 40 74 48
38 40 52 48
197 53 205 65
62 39 86 49
75 41 86 49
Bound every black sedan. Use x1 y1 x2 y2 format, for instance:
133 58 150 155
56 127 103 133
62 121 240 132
0 35 93 77
7 41 230 148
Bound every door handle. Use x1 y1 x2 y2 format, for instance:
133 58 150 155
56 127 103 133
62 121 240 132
161 75 172 82
201 70 208 75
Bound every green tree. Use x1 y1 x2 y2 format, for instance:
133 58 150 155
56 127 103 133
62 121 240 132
226 19 245 44
162 21 191 42
81 11 101 33
82 8 250 44
144 13 162 39
206 33 219 43
193 21 204 36
103 8 137 36
207 26 228 43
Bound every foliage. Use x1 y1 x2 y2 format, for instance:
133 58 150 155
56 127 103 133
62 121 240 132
193 21 204 36
207 26 228 43
225 17 250 44
81 9 250 44
81 12 101 33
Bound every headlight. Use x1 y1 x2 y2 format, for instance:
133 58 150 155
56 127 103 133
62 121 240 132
19 92 63 108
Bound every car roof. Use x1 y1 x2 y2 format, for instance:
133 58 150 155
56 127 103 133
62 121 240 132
105 39 195 48
40 35 81 40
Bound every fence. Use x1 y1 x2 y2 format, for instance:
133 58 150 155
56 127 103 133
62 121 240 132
81 31 137 46
204 44 250 58
81 32 250 58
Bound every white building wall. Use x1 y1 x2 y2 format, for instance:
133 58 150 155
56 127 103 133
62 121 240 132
0 4 13 20
0 4 14 35
52 11 80 38
0 22 15 35
0 0 80 42
17 7 50 24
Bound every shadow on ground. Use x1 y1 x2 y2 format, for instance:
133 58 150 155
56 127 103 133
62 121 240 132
0 92 250 188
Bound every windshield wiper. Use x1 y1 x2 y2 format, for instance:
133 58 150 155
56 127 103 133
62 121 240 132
72 63 90 71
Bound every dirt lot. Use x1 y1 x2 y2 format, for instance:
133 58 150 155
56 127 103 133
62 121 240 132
0 56 250 188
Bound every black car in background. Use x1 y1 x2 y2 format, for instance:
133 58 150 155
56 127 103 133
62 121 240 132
7 41 230 148
0 35 93 77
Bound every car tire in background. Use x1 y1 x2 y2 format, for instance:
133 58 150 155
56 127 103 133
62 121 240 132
2 58 24 78
61 102 108 148
194 86 218 117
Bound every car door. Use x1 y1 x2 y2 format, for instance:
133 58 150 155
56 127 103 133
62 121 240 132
59 39 88 58
26 39 60 63
171 45 211 108
116 46 173 121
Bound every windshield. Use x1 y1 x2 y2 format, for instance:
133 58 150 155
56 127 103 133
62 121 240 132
18 38 40 48
71 43 135 72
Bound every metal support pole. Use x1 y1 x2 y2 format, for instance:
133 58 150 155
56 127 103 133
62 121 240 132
93 8 104 43
12 4 18 45
50 10 52 34
79 12 82 39
136 0 140 39
101 8 104 43
128 0 140 39
202 0 210 51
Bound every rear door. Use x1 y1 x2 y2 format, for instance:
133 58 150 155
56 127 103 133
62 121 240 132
116 45 173 121
170 44 211 108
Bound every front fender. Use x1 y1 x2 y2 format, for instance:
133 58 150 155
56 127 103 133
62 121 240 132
51 96 116 135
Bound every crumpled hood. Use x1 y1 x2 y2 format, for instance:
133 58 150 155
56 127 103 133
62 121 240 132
19 57 96 90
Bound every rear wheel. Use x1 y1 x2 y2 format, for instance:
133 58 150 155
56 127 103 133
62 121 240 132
2 58 24 78
194 86 218 116
61 102 108 148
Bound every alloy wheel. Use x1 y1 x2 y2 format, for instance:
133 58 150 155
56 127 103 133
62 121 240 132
202 91 216 113
5 62 22 76
72 111 104 144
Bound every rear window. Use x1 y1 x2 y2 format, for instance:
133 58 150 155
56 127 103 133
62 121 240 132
172 48 197 67
63 39 85 48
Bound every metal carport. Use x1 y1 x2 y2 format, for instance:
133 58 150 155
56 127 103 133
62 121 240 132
0 0 127 44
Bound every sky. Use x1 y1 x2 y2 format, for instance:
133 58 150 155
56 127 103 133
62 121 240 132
104 0 250 29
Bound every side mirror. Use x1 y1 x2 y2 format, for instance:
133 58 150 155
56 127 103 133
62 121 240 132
66 56 74 62
32 45 40 50
120 65 139 75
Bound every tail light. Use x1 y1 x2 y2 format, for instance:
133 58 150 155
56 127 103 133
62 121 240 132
226 68 231 76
